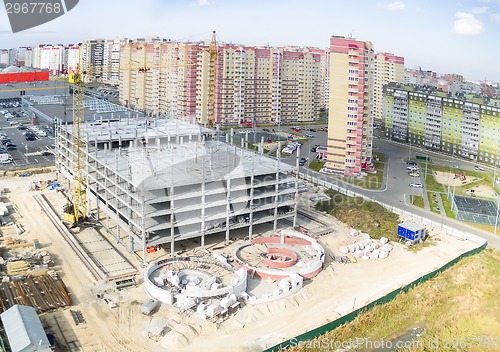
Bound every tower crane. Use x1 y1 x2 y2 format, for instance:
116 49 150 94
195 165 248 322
64 64 137 224
62 33 218 223
207 30 217 127
64 67 87 224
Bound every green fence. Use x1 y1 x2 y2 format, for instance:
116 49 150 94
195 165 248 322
264 241 487 352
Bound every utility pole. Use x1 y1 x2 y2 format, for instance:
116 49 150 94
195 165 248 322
408 137 412 162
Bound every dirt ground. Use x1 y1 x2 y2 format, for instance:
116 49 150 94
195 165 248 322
434 170 497 198
434 170 481 187
0 172 484 352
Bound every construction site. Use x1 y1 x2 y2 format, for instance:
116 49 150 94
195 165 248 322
0 164 486 351
0 43 489 351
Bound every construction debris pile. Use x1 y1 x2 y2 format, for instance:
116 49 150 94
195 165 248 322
0 248 72 313
339 230 394 260
0 192 72 314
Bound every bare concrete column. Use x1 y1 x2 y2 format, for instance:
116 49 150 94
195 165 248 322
201 154 206 248
225 159 232 246
273 142 282 231
248 159 255 240
170 144 175 256
293 146 300 227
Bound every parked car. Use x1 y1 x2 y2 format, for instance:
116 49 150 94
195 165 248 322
409 183 423 188
263 128 270 132
408 172 420 177
406 166 418 171
406 161 417 166
474 165 485 171
6 145 16 150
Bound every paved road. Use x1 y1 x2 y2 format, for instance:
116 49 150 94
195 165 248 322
247 126 500 249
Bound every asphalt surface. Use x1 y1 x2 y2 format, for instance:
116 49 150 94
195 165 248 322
0 109 55 170
247 125 500 249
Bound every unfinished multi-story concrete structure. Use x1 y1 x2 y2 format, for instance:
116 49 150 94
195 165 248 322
56 118 298 263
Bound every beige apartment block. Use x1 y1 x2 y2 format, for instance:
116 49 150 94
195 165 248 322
325 36 374 177
118 39 327 125
373 52 404 121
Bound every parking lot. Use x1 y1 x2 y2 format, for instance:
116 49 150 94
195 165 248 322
0 106 55 170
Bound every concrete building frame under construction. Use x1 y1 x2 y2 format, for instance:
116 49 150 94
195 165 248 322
55 117 298 263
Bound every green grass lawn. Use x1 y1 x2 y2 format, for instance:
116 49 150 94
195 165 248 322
287 249 500 352
410 195 425 208
348 171 384 190
308 160 325 172
375 153 386 162
246 143 270 153
428 191 441 214
440 193 455 219
424 168 446 192
374 161 385 171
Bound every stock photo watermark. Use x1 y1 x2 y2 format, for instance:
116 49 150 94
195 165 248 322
3 0 79 33
290 336 499 350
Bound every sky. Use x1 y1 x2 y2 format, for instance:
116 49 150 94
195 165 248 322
1 0 499 82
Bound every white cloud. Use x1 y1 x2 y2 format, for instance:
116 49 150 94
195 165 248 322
476 0 500 4
454 12 485 35
196 0 210 6
491 13 500 23
472 6 488 14
383 2 405 11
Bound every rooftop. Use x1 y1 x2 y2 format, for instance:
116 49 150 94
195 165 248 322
91 139 291 189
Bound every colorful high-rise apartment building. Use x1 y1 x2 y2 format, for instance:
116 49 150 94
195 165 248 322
324 36 374 177
118 40 328 125
384 83 500 165
373 52 404 121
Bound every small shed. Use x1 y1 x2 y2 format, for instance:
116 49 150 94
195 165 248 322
0 305 51 352
397 221 426 243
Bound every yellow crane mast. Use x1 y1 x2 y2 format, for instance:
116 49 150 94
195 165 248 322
65 67 87 224
207 30 217 127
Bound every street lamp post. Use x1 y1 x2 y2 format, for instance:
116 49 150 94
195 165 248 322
408 134 412 162
411 180 415 205
424 154 429 181
495 195 500 236
493 163 498 189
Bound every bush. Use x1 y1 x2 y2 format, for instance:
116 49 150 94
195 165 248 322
315 189 399 240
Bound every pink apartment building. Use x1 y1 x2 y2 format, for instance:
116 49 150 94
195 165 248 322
324 36 374 176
